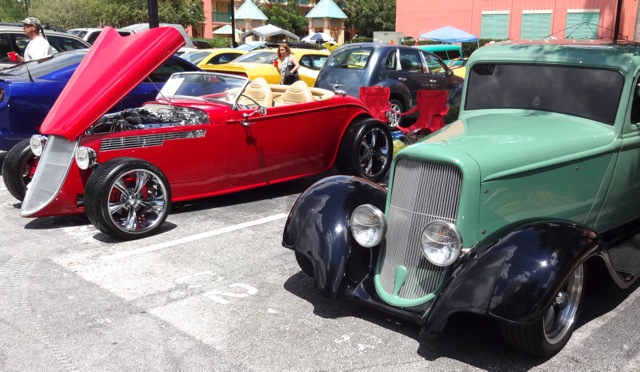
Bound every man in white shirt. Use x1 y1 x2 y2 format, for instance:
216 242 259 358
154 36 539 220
16 17 51 62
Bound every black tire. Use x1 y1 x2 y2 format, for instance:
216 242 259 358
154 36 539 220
500 262 586 358
84 158 171 240
337 119 392 182
388 98 404 127
295 252 314 277
2 139 39 201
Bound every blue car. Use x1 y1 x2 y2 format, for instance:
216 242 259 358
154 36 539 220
0 49 201 151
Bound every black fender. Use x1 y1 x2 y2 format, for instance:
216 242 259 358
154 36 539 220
422 221 600 335
374 79 412 109
282 175 387 298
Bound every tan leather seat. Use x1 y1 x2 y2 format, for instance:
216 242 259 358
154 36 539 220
275 80 314 105
238 77 273 107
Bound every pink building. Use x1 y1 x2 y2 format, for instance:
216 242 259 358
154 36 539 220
396 0 639 42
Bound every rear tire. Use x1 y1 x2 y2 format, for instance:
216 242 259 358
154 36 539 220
2 139 38 201
500 262 586 358
84 158 171 240
337 119 392 182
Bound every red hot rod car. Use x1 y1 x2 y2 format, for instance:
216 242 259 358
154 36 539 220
7 27 392 240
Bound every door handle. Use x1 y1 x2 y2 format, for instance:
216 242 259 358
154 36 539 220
429 79 437 83
398 77 407 82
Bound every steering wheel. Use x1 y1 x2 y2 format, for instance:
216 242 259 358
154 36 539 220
238 94 260 109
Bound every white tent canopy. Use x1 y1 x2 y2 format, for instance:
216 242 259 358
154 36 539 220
419 26 478 43
241 24 300 41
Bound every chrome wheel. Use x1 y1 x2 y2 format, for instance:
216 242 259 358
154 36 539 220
358 126 391 180
543 264 584 345
388 100 402 127
500 262 586 358
107 169 169 234
85 159 172 240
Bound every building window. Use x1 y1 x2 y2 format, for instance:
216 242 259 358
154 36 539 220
565 10 600 39
481 13 509 40
521 12 552 40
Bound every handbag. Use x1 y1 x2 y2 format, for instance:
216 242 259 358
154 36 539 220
283 64 300 85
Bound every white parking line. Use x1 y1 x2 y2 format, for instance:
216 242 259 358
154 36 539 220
99 213 288 261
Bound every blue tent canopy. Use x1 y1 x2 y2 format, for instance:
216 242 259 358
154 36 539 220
419 26 478 43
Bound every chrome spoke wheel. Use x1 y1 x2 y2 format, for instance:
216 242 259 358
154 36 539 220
107 169 169 235
359 127 390 179
388 101 402 127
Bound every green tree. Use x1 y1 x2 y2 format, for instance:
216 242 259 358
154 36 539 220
0 0 32 22
260 0 307 37
27 0 204 29
343 0 395 37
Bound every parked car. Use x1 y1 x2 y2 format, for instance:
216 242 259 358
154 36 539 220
414 44 464 63
203 48 330 86
0 49 201 154
180 48 246 68
6 27 392 240
67 27 134 44
315 43 463 127
283 40 640 358
235 41 267 51
0 25 90 69
447 57 468 78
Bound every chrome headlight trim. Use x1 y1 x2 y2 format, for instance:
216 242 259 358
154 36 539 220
75 146 97 170
29 135 46 156
350 204 387 248
420 220 462 267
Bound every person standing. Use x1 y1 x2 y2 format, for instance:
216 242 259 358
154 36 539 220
16 17 51 62
276 44 300 85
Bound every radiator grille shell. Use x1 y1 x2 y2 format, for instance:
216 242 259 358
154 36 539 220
377 158 463 302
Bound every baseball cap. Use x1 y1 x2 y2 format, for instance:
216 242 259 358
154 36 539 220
21 17 42 28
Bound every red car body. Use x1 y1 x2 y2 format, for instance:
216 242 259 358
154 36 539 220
15 27 392 240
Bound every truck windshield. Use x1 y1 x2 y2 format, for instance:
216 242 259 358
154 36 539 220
465 64 624 125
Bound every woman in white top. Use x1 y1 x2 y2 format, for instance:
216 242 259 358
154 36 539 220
276 43 300 85
17 17 51 62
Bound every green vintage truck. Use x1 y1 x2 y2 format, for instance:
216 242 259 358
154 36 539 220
283 40 640 357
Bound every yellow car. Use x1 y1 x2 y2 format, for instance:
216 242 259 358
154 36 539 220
202 48 330 86
447 57 468 78
180 48 246 68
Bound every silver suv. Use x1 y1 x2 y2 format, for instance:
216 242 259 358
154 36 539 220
0 25 90 68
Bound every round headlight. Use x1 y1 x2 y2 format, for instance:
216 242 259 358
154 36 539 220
350 204 386 248
420 220 462 266
29 135 46 156
75 146 96 170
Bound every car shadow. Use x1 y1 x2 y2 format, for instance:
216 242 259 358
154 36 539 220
167 168 343 215
282 261 640 369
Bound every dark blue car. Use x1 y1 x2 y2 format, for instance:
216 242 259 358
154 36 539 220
0 49 201 151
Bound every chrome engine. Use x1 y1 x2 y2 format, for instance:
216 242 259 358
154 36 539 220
86 105 209 134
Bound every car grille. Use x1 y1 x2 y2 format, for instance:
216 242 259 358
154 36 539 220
377 158 462 302
100 131 205 151
21 136 76 217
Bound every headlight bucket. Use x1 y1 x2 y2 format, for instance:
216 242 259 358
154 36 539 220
75 146 97 170
420 220 462 266
29 135 46 156
350 204 386 248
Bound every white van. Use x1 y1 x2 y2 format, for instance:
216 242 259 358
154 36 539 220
122 23 194 49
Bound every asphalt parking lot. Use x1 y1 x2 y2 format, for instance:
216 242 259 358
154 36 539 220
1 150 640 371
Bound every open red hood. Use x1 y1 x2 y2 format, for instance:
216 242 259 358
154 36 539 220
40 26 185 140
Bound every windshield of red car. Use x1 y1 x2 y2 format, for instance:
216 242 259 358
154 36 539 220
157 72 247 102
465 63 624 125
